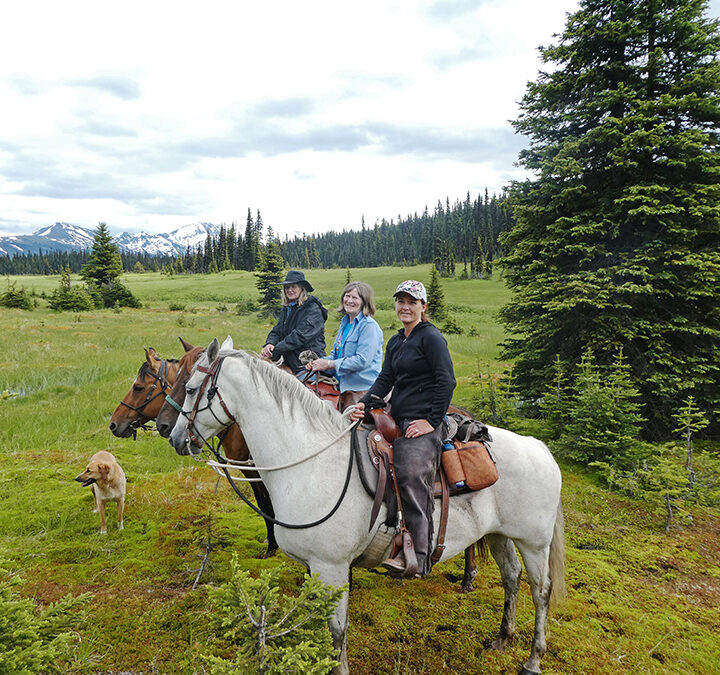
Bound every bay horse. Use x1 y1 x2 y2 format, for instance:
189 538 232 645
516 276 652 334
109 343 186 438
169 340 566 675
155 337 278 558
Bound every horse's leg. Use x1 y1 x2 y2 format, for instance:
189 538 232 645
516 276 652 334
248 481 278 557
485 533 522 652
460 543 477 592
514 542 553 675
311 561 351 675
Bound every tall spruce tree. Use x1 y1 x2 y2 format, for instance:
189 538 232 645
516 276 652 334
80 222 123 287
255 240 285 317
426 265 447 320
500 0 720 437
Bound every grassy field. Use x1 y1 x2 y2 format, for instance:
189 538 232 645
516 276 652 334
1 266 718 674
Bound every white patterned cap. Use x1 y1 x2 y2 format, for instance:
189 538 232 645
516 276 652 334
393 280 427 302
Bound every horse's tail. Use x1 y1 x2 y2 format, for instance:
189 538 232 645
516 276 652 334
476 536 489 563
549 499 566 605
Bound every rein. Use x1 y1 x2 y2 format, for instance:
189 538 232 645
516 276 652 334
183 354 360 529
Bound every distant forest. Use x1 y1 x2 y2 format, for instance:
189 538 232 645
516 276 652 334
0 190 513 277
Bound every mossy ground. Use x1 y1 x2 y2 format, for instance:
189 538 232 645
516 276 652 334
1 267 718 673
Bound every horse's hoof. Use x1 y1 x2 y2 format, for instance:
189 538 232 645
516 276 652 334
262 547 279 559
460 582 475 593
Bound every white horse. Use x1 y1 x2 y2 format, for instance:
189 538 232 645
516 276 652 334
169 339 565 675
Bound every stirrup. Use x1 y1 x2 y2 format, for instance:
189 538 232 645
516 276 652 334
381 554 407 576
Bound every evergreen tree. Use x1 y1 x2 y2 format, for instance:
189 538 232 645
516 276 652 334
426 265 447 320
255 240 285 317
306 237 321 268
559 347 645 468
539 355 571 440
500 0 720 438
48 266 96 311
243 209 258 271
80 222 122 287
672 395 710 487
204 557 344 675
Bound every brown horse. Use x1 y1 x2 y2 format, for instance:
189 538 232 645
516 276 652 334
109 344 185 438
155 340 279 558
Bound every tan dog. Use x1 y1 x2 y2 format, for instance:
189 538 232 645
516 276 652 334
75 451 126 534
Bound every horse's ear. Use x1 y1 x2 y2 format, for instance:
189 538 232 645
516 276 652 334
179 337 194 352
220 335 234 351
146 347 160 364
207 338 220 363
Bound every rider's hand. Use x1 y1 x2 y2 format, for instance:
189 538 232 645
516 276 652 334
260 343 274 359
349 402 365 421
308 358 332 372
405 419 433 438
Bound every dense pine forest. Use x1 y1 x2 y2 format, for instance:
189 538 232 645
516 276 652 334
0 191 512 277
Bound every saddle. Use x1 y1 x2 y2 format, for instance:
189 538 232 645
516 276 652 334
304 377 341 409
298 350 342 409
362 405 497 578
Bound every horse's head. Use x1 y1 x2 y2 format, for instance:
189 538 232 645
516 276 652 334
109 347 181 437
156 343 204 437
168 336 235 456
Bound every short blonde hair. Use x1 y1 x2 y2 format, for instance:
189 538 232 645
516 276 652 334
337 281 376 316
281 286 309 307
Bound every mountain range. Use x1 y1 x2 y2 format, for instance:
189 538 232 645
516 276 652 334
0 222 221 257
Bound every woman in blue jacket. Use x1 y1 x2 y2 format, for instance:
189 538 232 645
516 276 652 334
305 281 383 411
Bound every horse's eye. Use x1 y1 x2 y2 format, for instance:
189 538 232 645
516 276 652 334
185 387 196 396
133 385 144 393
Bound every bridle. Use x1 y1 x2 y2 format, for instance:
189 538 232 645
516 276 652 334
180 353 359 529
119 359 173 429
182 355 237 449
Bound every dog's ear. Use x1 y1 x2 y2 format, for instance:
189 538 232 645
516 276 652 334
98 463 110 476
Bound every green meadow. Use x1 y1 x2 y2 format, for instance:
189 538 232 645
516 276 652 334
1 266 718 674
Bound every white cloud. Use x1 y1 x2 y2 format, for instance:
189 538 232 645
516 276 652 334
1 0 717 239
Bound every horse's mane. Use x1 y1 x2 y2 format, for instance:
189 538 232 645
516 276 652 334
178 347 205 374
223 349 347 435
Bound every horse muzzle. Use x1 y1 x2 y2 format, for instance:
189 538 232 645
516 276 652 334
169 427 202 456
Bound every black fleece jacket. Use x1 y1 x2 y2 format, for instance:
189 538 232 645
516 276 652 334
360 322 455 428
265 296 328 372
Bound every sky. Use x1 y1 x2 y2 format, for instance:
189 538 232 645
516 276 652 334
1 0 719 240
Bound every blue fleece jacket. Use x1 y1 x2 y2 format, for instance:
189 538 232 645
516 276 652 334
327 313 383 392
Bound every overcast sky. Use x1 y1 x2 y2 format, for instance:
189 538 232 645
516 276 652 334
1 0 719 239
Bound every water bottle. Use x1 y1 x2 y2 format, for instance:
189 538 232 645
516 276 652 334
442 441 466 489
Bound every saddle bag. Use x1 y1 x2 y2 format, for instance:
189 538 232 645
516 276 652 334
441 440 498 491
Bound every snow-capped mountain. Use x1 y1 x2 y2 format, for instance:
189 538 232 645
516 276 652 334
0 222 221 257
0 222 96 256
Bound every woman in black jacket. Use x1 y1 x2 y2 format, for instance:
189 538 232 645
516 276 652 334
351 279 456 577
260 270 328 376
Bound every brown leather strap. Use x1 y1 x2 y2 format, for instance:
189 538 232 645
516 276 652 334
401 529 418 577
431 467 450 565
368 433 389 531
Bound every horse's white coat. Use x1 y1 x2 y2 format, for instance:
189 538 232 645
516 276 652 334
170 343 565 674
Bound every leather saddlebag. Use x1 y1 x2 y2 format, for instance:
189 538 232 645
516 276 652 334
442 441 498 491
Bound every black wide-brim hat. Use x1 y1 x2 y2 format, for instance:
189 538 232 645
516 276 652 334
278 269 314 292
